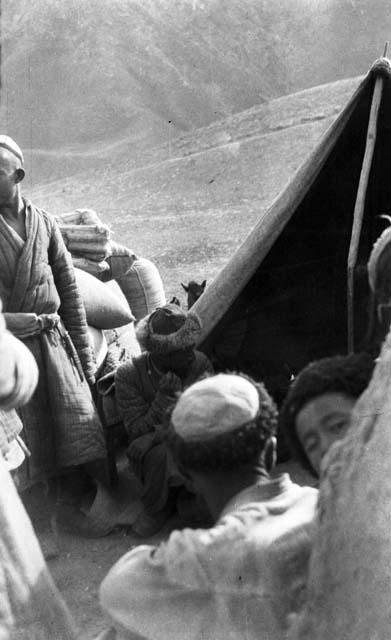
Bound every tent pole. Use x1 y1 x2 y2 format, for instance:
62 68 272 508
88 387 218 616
347 76 383 353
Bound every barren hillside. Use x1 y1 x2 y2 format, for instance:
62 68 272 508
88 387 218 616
1 0 389 165
27 75 362 300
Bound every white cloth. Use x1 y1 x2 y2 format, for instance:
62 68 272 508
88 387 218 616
0 453 76 639
100 475 318 640
2 438 25 471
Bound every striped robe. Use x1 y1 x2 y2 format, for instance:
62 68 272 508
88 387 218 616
0 200 106 488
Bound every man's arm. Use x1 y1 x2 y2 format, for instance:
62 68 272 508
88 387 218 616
115 362 178 441
100 533 209 640
0 303 38 410
0 302 38 458
47 215 96 385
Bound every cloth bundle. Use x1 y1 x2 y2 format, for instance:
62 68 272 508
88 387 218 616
74 269 135 330
115 257 166 320
57 210 166 319
56 209 112 275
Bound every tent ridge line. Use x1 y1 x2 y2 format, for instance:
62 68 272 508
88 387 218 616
194 72 371 344
347 75 384 353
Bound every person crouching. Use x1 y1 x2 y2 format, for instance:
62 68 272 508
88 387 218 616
100 373 318 640
115 304 213 537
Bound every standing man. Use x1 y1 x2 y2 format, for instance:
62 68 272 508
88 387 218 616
0 135 106 495
101 373 318 640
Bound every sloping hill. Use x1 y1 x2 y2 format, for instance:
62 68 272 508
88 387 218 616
1 0 389 163
27 76 362 300
0 0 286 152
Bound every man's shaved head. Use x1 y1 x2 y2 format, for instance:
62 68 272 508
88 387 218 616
0 136 24 170
0 136 25 206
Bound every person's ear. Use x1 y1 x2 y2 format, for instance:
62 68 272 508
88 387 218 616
264 436 277 472
14 168 25 184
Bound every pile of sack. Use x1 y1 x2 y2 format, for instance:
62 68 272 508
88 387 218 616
56 209 112 276
57 208 166 323
58 208 167 424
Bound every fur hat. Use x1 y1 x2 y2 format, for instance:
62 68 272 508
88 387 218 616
136 304 202 354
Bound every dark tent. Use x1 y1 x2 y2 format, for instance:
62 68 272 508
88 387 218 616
193 58 391 400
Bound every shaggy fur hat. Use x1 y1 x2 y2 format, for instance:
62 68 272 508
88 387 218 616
136 304 202 354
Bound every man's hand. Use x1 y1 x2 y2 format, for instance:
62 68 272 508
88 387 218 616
158 372 182 395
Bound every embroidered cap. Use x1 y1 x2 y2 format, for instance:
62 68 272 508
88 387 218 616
0 135 24 167
171 374 260 442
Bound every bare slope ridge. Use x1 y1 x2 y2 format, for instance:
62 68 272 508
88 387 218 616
28 76 361 300
1 0 287 151
2 0 390 159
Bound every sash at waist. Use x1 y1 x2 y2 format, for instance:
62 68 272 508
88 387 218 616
4 312 85 382
3 312 60 339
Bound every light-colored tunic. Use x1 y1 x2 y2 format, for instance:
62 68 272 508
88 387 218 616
0 453 77 639
100 474 318 640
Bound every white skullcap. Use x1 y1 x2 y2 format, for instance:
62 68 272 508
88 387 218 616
0 135 24 167
171 374 260 442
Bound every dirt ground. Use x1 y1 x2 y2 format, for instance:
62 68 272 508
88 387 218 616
23 460 187 640
42 527 133 639
41 521 182 639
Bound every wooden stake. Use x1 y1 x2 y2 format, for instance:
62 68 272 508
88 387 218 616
347 76 383 353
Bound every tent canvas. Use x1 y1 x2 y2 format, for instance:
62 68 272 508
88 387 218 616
193 58 391 399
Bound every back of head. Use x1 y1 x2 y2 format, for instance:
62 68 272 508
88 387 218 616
279 353 375 472
168 373 278 473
